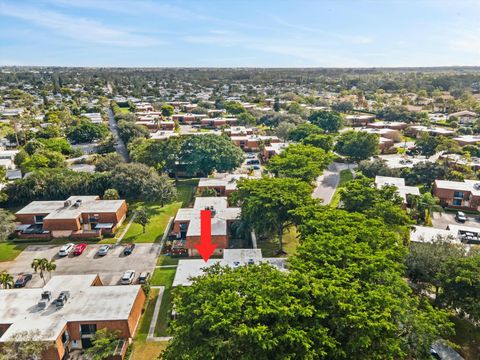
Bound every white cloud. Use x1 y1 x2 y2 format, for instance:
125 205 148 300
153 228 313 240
0 2 160 47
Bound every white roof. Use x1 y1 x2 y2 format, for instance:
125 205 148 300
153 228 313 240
434 179 480 196
16 196 125 219
410 226 457 243
198 173 258 191
175 197 240 237
449 110 477 118
0 275 141 342
375 176 420 202
173 249 287 286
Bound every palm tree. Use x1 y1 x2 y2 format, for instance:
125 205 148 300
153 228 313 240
31 258 56 285
0 271 14 289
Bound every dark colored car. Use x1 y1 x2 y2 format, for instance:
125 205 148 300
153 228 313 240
123 243 136 256
14 273 33 288
138 272 151 284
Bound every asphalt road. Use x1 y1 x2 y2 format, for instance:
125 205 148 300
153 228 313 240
312 162 355 204
107 108 130 162
0 243 161 287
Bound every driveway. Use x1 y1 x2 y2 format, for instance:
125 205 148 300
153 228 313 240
107 108 130 162
0 243 161 287
431 211 480 230
312 162 355 204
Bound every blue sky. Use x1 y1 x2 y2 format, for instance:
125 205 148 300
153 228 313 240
0 0 479 67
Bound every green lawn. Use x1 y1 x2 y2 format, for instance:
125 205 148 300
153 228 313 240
330 169 354 208
258 226 298 257
120 179 198 244
135 288 160 341
121 202 183 243
118 107 131 114
0 242 26 262
157 256 179 266
131 288 169 360
152 267 177 337
151 268 177 287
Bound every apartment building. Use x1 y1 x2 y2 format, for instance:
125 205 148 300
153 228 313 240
433 179 480 211
0 275 145 360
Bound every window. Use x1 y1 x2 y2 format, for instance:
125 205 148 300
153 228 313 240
34 215 44 224
80 324 97 335
453 199 462 206
61 330 70 345
453 191 465 199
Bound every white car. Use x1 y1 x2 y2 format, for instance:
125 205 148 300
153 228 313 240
121 270 136 285
58 243 75 257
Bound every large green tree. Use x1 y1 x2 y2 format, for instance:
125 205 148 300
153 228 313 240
266 144 333 184
415 133 440 158
287 123 323 142
67 120 108 144
438 254 480 321
86 328 120 360
308 110 344 133
334 130 379 162
0 209 16 241
110 163 176 204
231 177 315 254
178 135 244 176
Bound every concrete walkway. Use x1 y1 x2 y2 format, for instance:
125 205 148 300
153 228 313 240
115 212 137 245
147 286 166 341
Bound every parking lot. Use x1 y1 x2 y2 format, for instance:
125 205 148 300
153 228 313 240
431 211 480 230
0 243 161 287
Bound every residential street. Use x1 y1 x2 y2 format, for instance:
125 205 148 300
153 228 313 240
107 108 130 162
312 162 355 204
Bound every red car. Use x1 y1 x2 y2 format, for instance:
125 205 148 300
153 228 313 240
73 243 87 256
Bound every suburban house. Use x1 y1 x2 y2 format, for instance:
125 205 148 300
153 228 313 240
15 196 128 239
200 117 238 128
230 135 280 152
449 110 477 125
405 125 455 138
197 173 258 196
375 176 420 207
344 114 376 127
367 121 408 130
172 114 207 124
171 197 241 257
135 117 175 131
0 274 145 360
223 126 254 137
453 135 480 147
433 179 480 211
0 149 19 170
411 224 480 245
81 113 103 124
173 249 287 286
263 142 288 160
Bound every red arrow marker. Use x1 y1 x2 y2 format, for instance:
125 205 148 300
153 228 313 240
195 209 217 262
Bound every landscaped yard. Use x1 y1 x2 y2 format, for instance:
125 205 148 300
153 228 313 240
131 287 168 359
120 179 198 244
0 242 26 262
157 255 179 266
152 267 177 337
257 226 299 257
330 169 354 208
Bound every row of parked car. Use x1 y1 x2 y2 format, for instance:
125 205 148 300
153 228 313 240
120 270 150 285
58 243 136 257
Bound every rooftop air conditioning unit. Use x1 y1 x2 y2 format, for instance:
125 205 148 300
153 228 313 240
73 200 82 208
474 183 480 190
64 200 71 207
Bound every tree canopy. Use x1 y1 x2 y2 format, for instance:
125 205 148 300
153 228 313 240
266 144 333 184
334 130 379 162
308 110 343 133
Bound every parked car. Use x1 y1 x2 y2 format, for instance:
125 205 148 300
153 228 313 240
73 243 87 256
121 270 136 285
246 159 260 165
123 243 136 256
14 273 32 288
58 243 74 257
246 153 257 159
455 211 467 223
138 272 151 284
252 165 261 170
97 245 110 257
